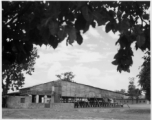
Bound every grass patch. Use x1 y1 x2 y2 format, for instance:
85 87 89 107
2 104 150 119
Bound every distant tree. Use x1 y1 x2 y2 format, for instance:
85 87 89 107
56 72 75 82
120 89 126 94
2 47 39 96
137 51 150 101
134 88 142 103
115 89 126 94
128 77 136 103
127 77 142 103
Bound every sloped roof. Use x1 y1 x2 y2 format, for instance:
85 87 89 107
20 80 125 95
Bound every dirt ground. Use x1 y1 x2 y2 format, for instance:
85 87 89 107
2 104 151 119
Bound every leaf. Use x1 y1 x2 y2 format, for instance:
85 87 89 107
112 60 118 65
67 27 77 45
49 20 59 35
105 22 111 33
38 25 50 43
108 10 115 18
65 13 75 21
134 25 143 34
111 19 117 33
83 22 90 33
137 35 145 47
76 32 83 45
114 53 119 59
49 35 58 49
126 68 130 73
117 66 122 73
135 43 138 50
75 14 87 31
91 21 96 28
123 57 133 66
92 11 105 26
120 18 130 33
57 26 67 41
143 14 149 20
82 6 92 22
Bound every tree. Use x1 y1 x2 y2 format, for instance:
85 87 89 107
137 51 150 101
2 1 150 73
127 77 142 103
56 72 75 82
115 89 126 94
128 77 136 103
120 89 126 94
2 47 39 96
134 88 142 103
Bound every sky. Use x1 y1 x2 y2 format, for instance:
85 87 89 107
23 25 145 92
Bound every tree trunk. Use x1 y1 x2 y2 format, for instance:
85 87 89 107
2 81 8 108
2 74 10 108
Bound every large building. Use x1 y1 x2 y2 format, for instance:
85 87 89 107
21 80 125 102
6 80 125 108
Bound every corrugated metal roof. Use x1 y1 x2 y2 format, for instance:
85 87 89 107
66 81 124 95
20 81 56 90
20 80 125 95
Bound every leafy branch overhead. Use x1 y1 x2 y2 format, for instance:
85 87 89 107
2 48 39 95
2 1 150 73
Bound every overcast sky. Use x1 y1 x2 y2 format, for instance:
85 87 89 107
23 25 145 92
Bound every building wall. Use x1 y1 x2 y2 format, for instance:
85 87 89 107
6 96 32 108
29 103 45 109
6 96 74 109
7 96 47 109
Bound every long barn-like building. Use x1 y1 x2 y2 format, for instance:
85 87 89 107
20 80 124 102
6 80 125 109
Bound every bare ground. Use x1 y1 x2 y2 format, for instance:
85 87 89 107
2 104 150 119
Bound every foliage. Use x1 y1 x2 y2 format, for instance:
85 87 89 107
2 1 150 73
56 72 75 82
128 77 136 99
2 47 39 95
134 88 142 101
127 77 142 102
115 89 126 94
137 51 150 101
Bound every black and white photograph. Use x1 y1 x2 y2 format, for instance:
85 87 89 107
2 0 150 119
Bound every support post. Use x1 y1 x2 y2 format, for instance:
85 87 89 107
42 96 44 103
51 86 55 103
36 95 39 103
51 92 54 103
44 95 47 103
